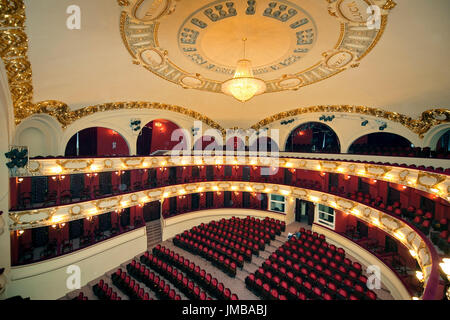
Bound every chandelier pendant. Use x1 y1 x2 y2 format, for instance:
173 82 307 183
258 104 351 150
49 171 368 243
221 38 267 102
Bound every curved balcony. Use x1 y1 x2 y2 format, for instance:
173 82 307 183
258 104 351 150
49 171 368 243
7 153 448 300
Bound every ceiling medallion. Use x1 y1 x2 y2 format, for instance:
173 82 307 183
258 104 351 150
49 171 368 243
120 0 397 98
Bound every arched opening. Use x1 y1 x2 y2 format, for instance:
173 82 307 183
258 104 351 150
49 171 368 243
65 127 129 157
193 135 222 151
249 136 279 152
225 136 246 151
285 122 340 153
136 119 188 155
435 129 450 157
348 132 413 156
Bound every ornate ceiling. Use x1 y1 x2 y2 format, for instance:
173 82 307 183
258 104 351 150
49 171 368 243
0 0 449 129
120 0 394 93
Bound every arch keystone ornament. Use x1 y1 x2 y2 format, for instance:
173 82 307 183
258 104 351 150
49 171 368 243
119 0 397 98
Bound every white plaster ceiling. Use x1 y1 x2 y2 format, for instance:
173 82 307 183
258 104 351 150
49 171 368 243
24 0 450 129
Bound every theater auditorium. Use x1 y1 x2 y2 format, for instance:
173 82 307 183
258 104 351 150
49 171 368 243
0 0 449 301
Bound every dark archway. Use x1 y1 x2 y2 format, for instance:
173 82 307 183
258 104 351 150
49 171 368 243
285 122 340 153
348 132 413 155
435 129 450 154
65 127 129 157
136 119 188 155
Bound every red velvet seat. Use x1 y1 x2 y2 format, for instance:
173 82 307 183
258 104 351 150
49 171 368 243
337 288 348 300
366 290 377 300
323 292 333 300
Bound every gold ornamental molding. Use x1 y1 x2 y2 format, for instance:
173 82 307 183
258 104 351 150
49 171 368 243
1 0 447 140
0 0 35 123
119 0 397 95
0 1 224 132
8 181 436 293
32 100 226 133
250 105 450 138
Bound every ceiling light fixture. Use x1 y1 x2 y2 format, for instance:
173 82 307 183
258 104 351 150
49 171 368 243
221 38 266 102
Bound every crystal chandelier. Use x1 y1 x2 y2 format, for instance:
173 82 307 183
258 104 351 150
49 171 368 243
221 38 266 102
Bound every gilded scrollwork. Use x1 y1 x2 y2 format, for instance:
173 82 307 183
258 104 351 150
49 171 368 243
1 0 447 141
250 106 450 138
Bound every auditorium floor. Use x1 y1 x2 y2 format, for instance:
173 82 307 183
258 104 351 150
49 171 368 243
62 221 394 300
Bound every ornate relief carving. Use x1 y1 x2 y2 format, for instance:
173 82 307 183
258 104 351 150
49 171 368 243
32 100 226 134
120 0 394 95
250 106 450 138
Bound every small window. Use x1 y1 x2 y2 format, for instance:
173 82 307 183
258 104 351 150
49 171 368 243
269 194 286 213
316 204 335 229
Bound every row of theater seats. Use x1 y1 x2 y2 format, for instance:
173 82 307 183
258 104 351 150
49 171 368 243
123 261 181 300
144 245 238 300
111 268 157 300
246 228 377 300
173 234 238 277
173 217 285 277
92 279 122 300
72 292 88 300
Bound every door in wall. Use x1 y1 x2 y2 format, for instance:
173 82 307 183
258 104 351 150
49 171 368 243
306 202 315 226
147 168 157 187
224 191 232 207
387 186 400 205
385 235 398 253
357 220 369 238
206 191 214 208
99 172 112 195
206 166 214 181
295 199 308 223
169 167 177 184
242 166 250 181
69 219 84 240
143 201 161 222
32 226 49 248
31 176 48 205
120 170 131 192
70 173 85 199
284 169 292 185
191 193 200 210
260 193 268 210
328 173 339 192
169 196 177 215
224 166 232 179
243 192 250 208
98 212 112 232
120 208 131 227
